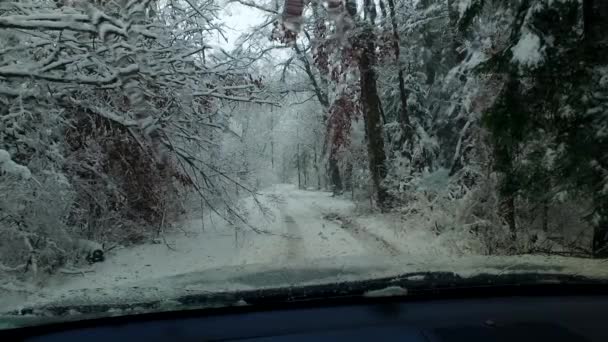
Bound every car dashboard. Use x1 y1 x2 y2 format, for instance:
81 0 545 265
3 293 607 341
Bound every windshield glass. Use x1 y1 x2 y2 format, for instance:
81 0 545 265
1 0 608 329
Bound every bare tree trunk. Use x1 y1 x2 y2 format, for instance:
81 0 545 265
314 142 321 190
357 23 389 208
502 195 516 241
200 198 205 232
271 139 275 168
447 0 466 64
583 0 608 43
542 200 549 233
293 43 329 108
584 0 608 258
385 0 410 129
270 112 275 169
378 0 387 19
311 0 330 99
297 143 302 189
593 212 608 258
344 161 353 192
329 153 343 194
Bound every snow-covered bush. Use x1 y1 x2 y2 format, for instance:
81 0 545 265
0 0 276 282
0 152 74 281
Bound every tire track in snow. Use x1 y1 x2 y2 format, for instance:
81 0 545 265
284 215 305 261
323 213 401 256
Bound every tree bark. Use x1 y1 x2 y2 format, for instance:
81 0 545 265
357 24 389 208
378 0 387 20
293 43 329 108
344 161 353 192
307 3 342 193
329 153 343 194
313 142 320 190
447 0 466 63
583 0 596 40
583 0 608 42
297 142 302 189
542 200 549 233
270 112 275 168
386 0 410 129
592 211 608 258
584 0 608 258
504 195 516 241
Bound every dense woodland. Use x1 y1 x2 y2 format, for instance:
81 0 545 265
1 0 607 287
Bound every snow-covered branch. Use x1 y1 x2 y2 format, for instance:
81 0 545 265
193 92 279 106
0 263 26 273
0 64 137 86
0 15 97 33
228 0 280 15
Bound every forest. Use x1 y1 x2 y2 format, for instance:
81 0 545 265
1 0 607 291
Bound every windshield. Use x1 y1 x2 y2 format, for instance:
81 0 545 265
1 0 608 329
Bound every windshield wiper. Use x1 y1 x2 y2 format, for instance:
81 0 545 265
176 271 608 307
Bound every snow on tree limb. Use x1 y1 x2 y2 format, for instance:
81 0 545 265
229 0 280 15
193 92 279 106
0 64 138 85
0 149 31 179
0 0 281 279
0 16 97 33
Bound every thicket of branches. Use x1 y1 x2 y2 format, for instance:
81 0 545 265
2 0 607 289
0 0 275 283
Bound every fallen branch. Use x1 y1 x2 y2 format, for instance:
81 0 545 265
0 283 35 294
58 267 95 275
193 92 280 106
0 263 26 272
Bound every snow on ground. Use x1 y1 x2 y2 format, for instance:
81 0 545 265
355 213 450 258
0 185 390 309
280 186 368 259
5 184 608 313
37 184 373 298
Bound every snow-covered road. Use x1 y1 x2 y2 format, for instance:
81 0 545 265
41 184 402 296
6 184 608 312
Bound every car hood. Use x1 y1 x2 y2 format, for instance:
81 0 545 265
2 254 608 329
